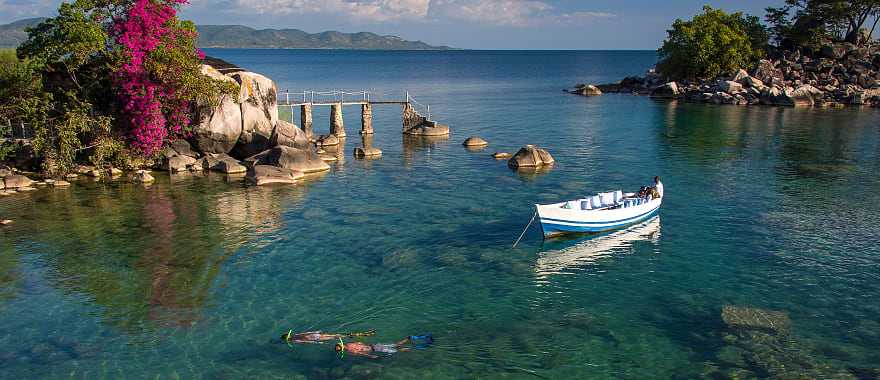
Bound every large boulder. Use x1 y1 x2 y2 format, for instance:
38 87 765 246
246 165 304 185
230 71 278 159
162 155 198 172
192 65 242 154
4 175 33 189
752 59 784 85
170 139 199 158
508 145 555 169
256 146 330 173
762 85 821 106
741 76 765 89
462 136 489 147
718 80 743 94
269 119 310 150
650 82 680 98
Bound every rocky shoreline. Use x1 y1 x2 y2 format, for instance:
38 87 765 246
569 42 880 108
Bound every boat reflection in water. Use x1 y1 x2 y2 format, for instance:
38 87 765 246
535 216 661 281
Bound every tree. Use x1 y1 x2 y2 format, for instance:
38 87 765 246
766 0 880 46
8 0 236 174
657 6 769 81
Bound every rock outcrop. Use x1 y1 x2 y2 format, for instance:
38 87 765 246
508 145 555 169
231 71 278 158
192 65 243 154
590 42 880 107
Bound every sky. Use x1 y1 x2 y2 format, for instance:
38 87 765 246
1 0 786 49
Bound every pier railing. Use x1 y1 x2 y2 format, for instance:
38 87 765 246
278 90 433 119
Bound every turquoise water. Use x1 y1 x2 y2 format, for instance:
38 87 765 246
1 50 880 379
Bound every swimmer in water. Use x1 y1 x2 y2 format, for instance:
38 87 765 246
281 329 376 345
335 334 434 359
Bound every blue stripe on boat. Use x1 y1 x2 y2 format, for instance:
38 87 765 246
540 206 660 226
540 208 660 234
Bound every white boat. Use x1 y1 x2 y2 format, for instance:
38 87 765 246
536 189 661 237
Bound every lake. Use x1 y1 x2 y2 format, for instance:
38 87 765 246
1 50 879 379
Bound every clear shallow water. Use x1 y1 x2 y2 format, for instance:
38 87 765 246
1 50 880 379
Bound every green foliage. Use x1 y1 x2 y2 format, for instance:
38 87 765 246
3 0 236 174
766 0 880 47
657 6 769 81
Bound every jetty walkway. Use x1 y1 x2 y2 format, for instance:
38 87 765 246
278 90 449 138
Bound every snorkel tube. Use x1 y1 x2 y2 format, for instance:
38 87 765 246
335 337 345 359
285 329 294 348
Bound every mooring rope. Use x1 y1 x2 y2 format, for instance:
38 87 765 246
512 211 538 248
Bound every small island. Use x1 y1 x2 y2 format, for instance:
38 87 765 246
570 5 880 108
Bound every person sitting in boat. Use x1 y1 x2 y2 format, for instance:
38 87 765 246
281 329 375 345
653 176 664 198
335 334 434 359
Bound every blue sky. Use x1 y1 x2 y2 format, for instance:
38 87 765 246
2 1 785 49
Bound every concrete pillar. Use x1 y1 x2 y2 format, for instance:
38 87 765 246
402 102 426 133
330 103 345 137
300 104 313 140
360 103 373 135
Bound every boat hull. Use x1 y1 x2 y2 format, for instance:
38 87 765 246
537 198 661 237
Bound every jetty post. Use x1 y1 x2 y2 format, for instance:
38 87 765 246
360 103 373 135
300 103 313 140
330 102 346 137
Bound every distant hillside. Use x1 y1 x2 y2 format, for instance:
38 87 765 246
196 25 450 50
0 18 450 50
0 18 45 48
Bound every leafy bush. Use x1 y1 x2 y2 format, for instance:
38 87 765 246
4 0 237 174
657 6 769 81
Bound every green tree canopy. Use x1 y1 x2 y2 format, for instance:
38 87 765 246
766 0 880 46
657 6 769 81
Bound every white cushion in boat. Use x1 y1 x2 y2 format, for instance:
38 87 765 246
614 190 623 203
581 200 591 210
590 195 602 209
600 192 614 206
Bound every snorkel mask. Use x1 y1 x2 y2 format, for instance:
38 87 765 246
335 337 345 358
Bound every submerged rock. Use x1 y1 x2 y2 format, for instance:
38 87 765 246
404 123 450 136
492 152 512 159
721 305 791 333
508 145 555 169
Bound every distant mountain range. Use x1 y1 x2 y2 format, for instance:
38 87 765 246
0 18 450 50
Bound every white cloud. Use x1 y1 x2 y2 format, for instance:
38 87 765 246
428 0 614 27
204 0 612 27
224 0 430 22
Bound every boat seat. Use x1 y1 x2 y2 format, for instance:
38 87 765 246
581 201 591 210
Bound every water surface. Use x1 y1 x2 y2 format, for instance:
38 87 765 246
1 50 879 379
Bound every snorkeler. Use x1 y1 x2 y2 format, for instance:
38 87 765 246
281 329 376 345
334 334 434 359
